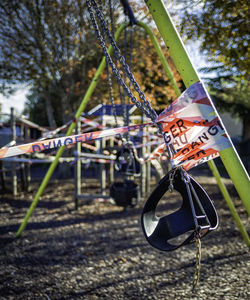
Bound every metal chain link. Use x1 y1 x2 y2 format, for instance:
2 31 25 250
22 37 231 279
106 0 119 128
87 7 203 289
108 0 126 129
108 0 115 39
127 26 133 128
96 2 117 126
192 236 201 291
94 0 157 121
168 168 177 192
86 0 158 124
106 61 119 126
123 24 128 128
86 0 175 166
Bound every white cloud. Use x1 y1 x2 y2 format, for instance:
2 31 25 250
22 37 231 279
0 87 29 115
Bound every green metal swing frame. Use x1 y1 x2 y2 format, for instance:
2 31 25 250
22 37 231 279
16 8 249 247
144 0 250 246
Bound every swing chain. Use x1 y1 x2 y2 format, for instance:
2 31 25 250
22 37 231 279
105 60 119 127
108 0 115 38
168 168 176 193
86 0 158 124
183 169 191 183
122 25 128 129
87 0 175 168
192 234 201 291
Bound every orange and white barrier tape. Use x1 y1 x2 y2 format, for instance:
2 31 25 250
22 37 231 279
0 82 232 171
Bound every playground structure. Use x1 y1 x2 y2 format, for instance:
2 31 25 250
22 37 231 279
0 1 249 296
0 108 46 195
1 105 164 207
74 104 163 208
0 0 249 250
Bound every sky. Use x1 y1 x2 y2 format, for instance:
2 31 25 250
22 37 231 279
0 0 209 116
0 49 241 137
0 86 29 115
0 44 208 115
0 0 209 117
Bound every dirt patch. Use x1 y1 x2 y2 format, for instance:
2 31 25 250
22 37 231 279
0 175 249 300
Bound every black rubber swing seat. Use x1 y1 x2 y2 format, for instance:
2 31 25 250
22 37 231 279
110 179 140 207
141 168 218 251
115 146 141 177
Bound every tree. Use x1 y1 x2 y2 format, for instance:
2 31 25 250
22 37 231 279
129 27 183 111
0 0 182 128
169 0 250 140
0 0 102 127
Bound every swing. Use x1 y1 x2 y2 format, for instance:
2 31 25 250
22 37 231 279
87 0 218 247
114 140 141 177
110 142 140 207
102 1 140 207
141 168 218 251
110 179 139 207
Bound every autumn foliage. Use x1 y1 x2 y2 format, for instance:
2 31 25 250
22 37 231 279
0 1 182 127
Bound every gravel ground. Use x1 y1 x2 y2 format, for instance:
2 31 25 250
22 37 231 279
0 174 249 300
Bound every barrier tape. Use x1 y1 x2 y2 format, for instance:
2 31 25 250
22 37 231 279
1 156 114 164
0 122 151 159
40 120 72 140
150 81 231 170
0 82 232 171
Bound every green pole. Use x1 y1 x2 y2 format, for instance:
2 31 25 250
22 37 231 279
138 15 249 244
137 21 180 96
140 18 249 245
15 21 180 237
16 23 128 237
209 160 250 246
144 0 250 217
